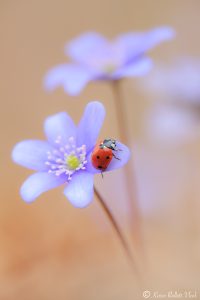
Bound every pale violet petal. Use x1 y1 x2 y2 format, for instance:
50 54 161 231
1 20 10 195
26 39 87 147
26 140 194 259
44 112 76 146
44 64 93 96
113 58 153 79
116 27 175 62
66 32 107 64
20 172 66 203
76 101 105 152
106 142 130 171
64 171 94 208
12 140 53 171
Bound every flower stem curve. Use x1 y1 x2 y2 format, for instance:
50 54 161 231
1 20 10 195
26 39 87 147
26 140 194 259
111 80 143 254
94 186 140 277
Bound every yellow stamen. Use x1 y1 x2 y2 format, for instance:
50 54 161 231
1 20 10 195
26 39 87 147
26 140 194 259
66 155 80 170
103 64 116 74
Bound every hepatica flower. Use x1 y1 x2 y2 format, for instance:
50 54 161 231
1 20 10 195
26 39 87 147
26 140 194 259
44 27 175 96
12 102 130 208
141 57 200 104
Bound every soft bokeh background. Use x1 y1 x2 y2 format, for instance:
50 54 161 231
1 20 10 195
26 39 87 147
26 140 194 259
1 0 200 299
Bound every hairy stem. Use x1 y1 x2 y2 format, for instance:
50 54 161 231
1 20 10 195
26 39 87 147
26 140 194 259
94 186 140 277
111 80 143 253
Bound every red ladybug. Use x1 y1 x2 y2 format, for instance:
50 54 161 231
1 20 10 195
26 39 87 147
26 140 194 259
91 138 120 172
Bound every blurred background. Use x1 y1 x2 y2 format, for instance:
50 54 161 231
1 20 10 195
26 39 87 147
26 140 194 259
1 0 200 299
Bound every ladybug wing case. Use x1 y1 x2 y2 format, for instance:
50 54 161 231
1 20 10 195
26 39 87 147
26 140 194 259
91 146 113 171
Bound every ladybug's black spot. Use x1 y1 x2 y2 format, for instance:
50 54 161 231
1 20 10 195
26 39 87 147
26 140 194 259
106 156 110 159
98 166 103 169
96 155 100 159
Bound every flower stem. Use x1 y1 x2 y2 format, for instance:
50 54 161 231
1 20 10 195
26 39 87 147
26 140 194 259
111 80 143 254
94 186 140 277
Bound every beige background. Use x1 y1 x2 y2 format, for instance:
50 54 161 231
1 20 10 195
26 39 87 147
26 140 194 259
0 0 200 299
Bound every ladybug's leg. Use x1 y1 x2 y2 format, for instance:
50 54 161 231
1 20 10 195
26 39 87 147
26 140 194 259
101 171 104 179
113 147 122 152
113 153 121 160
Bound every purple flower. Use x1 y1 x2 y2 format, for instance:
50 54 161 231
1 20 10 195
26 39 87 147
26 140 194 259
12 102 130 208
44 27 175 96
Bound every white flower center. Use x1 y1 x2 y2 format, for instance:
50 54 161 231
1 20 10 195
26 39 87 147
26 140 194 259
45 136 87 180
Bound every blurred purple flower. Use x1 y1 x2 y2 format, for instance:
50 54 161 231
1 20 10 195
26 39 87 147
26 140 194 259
44 27 175 96
144 104 200 146
140 57 200 104
12 101 130 208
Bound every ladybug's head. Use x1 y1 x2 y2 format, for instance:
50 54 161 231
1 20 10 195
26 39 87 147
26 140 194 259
102 138 117 151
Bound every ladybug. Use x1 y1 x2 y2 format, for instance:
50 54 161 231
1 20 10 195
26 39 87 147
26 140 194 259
91 138 121 174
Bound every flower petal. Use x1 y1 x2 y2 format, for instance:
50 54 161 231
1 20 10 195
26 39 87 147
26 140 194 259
76 101 105 152
117 27 175 62
44 64 93 96
20 172 66 203
12 140 53 171
64 171 94 208
66 32 107 64
106 142 130 171
87 142 130 174
44 112 76 146
112 57 153 79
